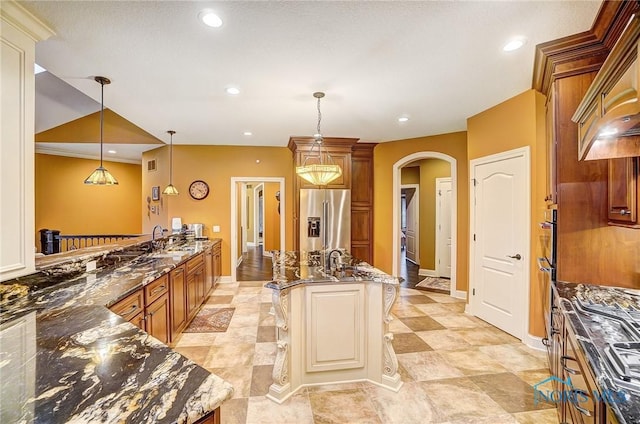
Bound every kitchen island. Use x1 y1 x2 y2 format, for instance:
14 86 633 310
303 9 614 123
0 237 233 423
264 251 403 403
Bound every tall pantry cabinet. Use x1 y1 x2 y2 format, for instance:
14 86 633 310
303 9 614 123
0 2 54 281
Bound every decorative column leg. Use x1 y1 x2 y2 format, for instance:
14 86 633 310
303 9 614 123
381 283 402 390
267 288 291 403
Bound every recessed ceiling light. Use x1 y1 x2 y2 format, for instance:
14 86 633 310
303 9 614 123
226 87 240 95
243 131 252 136
398 117 409 123
503 37 527 52
107 150 117 154
199 9 223 28
34 63 46 74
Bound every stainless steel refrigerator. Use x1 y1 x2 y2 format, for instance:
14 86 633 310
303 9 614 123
299 189 351 253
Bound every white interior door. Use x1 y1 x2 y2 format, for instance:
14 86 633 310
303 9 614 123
436 178 452 278
471 149 529 339
403 186 419 264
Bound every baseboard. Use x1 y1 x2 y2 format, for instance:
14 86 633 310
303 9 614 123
263 250 273 258
418 268 436 277
524 334 546 351
247 242 256 247
236 256 243 267
454 290 467 300
217 276 233 284
464 303 472 315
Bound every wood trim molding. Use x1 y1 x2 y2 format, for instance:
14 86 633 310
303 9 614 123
532 0 639 96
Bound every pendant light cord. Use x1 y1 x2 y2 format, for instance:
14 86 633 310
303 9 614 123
169 131 174 183
99 80 104 167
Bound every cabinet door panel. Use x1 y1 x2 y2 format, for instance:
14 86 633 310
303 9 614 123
147 293 170 344
170 265 187 338
608 157 638 224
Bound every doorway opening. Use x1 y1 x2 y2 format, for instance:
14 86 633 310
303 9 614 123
392 152 460 297
230 177 285 282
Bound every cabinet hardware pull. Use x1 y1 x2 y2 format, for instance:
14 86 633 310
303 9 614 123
151 285 166 295
612 209 631 215
542 337 550 347
561 356 580 375
571 390 592 416
122 304 138 317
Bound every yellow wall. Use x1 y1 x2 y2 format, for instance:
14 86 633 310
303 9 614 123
35 153 142 251
141 145 294 276
401 166 420 184
373 131 469 292
141 146 170 233
467 88 548 337
419 159 451 271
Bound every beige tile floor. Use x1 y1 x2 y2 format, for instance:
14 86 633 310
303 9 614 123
174 282 560 424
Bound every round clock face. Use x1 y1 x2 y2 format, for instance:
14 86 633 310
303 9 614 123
189 180 209 200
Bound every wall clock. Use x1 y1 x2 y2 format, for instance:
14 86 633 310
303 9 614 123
189 180 209 200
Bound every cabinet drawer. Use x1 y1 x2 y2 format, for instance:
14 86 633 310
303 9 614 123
187 253 204 274
110 289 144 321
145 274 169 305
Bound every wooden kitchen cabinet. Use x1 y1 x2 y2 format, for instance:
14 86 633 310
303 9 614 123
169 264 187 340
572 11 640 161
204 246 214 295
109 289 145 330
145 292 170 344
212 241 222 285
186 253 206 321
608 157 640 226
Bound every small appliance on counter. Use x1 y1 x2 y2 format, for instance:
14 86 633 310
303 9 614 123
187 223 206 240
171 217 182 234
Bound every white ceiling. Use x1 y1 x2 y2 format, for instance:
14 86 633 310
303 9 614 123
23 1 601 162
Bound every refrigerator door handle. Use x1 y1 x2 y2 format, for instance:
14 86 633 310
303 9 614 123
322 200 329 249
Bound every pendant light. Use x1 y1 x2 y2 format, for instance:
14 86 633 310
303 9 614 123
84 76 118 185
295 92 342 186
163 130 179 195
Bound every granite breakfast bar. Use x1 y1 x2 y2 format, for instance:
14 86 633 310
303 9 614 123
0 237 233 423
265 251 403 403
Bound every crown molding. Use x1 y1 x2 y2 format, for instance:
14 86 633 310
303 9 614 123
0 1 55 42
532 0 639 96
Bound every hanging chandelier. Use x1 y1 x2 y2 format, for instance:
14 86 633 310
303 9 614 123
84 76 119 185
163 130 179 195
295 92 342 186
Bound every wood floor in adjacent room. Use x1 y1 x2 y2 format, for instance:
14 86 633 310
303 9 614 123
174 280 559 424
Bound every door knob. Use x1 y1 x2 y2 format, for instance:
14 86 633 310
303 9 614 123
507 254 522 260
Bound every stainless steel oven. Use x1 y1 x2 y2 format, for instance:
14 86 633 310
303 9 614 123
540 208 558 356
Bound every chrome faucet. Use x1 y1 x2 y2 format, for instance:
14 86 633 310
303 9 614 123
328 249 343 273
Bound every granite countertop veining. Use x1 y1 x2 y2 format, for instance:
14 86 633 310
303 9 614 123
0 236 232 423
555 281 640 424
265 250 400 290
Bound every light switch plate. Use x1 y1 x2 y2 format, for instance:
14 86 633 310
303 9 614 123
213 225 220 233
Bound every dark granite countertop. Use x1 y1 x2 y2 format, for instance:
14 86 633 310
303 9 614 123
555 281 640 424
0 237 232 423
265 250 400 290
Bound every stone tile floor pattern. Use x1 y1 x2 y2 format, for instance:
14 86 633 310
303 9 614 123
174 281 559 424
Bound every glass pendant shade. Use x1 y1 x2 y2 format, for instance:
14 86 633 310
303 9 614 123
84 166 119 185
295 92 342 186
163 183 179 195
163 130 179 195
296 163 342 186
84 76 118 185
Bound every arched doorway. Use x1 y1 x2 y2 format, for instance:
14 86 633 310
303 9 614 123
392 152 460 297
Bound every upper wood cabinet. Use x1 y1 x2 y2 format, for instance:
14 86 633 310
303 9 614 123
288 137 356 189
572 12 640 161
